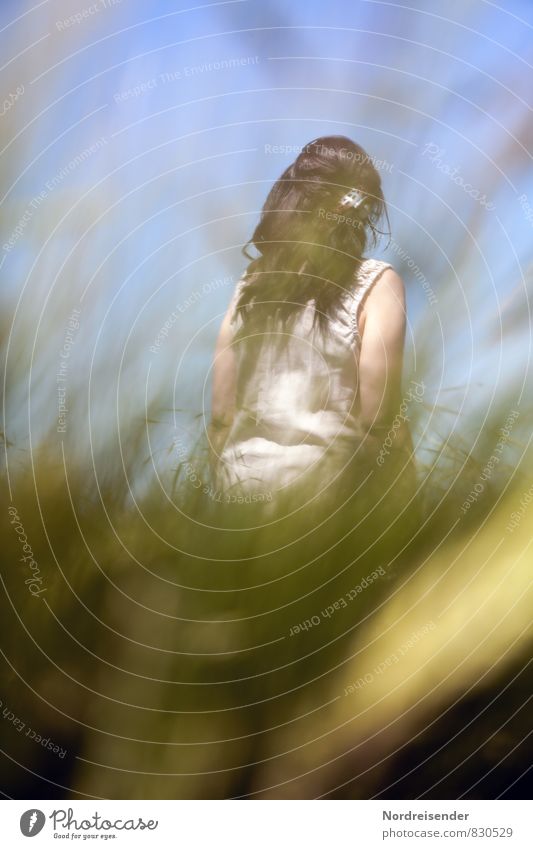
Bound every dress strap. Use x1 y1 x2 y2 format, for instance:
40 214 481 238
351 259 394 339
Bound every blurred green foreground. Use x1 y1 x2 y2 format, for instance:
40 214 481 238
1 403 532 799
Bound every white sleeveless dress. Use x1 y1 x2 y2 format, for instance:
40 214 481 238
214 259 393 501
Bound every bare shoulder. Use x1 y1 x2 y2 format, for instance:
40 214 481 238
366 266 405 308
358 266 405 337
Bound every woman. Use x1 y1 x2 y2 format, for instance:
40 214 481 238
209 136 413 507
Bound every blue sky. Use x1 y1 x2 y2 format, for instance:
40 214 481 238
2 0 532 478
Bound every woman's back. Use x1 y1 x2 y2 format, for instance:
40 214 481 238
214 258 394 498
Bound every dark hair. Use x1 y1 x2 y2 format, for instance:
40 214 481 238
235 135 389 334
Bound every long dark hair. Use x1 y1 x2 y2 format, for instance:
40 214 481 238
235 135 389 334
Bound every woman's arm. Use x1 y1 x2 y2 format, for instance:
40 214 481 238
358 268 412 453
208 307 237 460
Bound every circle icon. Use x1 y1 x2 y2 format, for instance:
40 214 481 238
20 810 46 837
